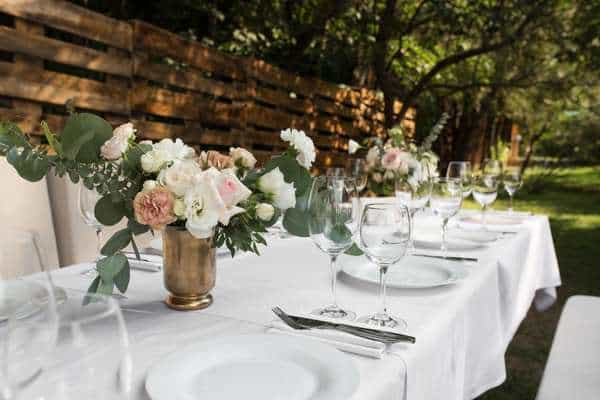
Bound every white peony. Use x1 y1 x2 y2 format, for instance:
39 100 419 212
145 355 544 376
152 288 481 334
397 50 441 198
280 128 316 169
348 139 361 155
256 203 275 221
273 181 296 210
229 147 257 169
257 168 286 194
158 159 202 197
142 180 158 192
153 138 195 163
141 149 169 173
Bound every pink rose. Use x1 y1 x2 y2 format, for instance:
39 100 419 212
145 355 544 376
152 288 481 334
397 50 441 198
133 187 176 230
381 149 412 172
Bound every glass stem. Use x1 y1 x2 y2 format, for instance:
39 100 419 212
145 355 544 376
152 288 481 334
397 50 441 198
482 204 487 230
407 209 416 253
509 195 514 214
441 218 448 256
329 255 339 308
378 265 389 316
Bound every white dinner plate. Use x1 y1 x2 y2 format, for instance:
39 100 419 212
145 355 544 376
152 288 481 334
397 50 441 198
0 281 67 321
458 215 523 226
414 239 485 252
448 229 499 243
146 334 359 400
341 255 468 289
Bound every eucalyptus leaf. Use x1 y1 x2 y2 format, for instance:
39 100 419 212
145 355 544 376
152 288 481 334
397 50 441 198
127 219 150 235
97 254 127 284
101 229 132 256
95 195 126 226
114 260 130 293
344 242 364 256
0 122 27 150
282 207 310 237
6 147 50 182
61 113 112 162
41 121 62 157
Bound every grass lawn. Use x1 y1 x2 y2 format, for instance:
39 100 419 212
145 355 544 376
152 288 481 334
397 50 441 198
474 166 600 399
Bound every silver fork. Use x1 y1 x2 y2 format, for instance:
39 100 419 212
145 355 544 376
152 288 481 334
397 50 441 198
272 307 414 344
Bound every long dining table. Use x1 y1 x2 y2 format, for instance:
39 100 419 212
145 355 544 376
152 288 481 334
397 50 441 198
31 209 561 400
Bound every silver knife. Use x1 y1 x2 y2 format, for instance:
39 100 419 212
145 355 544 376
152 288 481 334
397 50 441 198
412 253 478 262
286 313 416 343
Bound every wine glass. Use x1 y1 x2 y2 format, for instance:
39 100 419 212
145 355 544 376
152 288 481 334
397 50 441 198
326 167 346 177
78 183 104 261
307 175 361 320
473 174 499 229
446 161 473 198
482 159 502 178
395 166 432 254
358 203 411 328
503 168 523 214
0 277 58 399
348 159 368 193
21 292 132 400
429 178 463 256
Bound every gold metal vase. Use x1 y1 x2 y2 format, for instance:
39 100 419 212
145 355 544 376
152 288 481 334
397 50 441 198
162 226 216 311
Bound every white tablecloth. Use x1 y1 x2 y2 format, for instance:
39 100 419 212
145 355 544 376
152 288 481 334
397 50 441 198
33 210 561 400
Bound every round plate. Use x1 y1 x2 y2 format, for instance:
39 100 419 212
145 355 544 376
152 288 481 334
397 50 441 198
413 239 485 252
0 281 67 321
459 215 523 226
341 255 468 289
146 334 359 400
448 229 499 244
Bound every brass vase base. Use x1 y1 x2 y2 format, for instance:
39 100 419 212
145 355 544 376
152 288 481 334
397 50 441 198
165 294 213 311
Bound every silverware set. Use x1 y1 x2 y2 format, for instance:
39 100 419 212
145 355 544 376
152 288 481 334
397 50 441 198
272 307 415 345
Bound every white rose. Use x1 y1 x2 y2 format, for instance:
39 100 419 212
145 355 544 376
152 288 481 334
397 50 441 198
100 135 129 160
348 139 361 155
229 147 257 169
273 181 296 210
280 128 316 169
158 159 202 197
112 122 136 140
256 203 275 221
173 198 186 218
142 180 158 192
141 149 169 173
154 138 195 163
257 167 286 194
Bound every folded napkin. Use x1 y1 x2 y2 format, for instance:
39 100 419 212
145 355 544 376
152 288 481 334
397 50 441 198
267 319 387 359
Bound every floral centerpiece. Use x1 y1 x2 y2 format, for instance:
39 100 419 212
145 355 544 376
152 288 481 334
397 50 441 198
0 114 314 298
359 114 448 196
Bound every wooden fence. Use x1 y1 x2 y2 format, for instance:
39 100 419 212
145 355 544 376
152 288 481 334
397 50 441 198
0 0 414 168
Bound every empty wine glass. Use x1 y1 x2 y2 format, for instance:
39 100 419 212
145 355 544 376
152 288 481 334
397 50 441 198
429 178 463 256
482 159 502 178
503 168 523 214
395 166 432 254
21 292 132 400
78 183 103 261
307 176 361 320
473 174 499 230
0 277 58 399
326 167 346 177
348 159 368 193
358 203 411 328
446 161 473 198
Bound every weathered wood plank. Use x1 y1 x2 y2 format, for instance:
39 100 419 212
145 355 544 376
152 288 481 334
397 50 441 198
130 84 245 127
0 0 132 50
132 20 243 80
133 55 240 100
313 97 355 119
246 103 310 131
0 26 131 76
250 85 312 114
0 61 129 113
245 58 314 97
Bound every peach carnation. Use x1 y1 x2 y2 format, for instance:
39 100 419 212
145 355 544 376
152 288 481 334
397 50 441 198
133 187 176 230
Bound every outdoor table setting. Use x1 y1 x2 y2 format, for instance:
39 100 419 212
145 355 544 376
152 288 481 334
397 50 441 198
0 115 561 400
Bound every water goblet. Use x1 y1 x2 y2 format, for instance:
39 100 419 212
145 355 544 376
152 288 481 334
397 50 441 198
395 171 432 254
473 174 499 230
348 159 368 193
78 183 104 261
307 175 361 320
429 178 463 256
446 161 473 198
503 168 523 214
358 203 411 328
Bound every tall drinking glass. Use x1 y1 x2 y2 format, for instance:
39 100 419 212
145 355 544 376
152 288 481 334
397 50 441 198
446 161 473 198
78 183 103 260
395 168 432 254
473 174 499 229
307 176 361 320
429 178 463 256
348 159 368 193
358 203 411 328
0 277 58 400
503 168 523 214
22 293 132 400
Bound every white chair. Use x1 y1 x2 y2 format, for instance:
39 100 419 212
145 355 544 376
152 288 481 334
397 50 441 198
0 157 59 276
536 295 600 399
